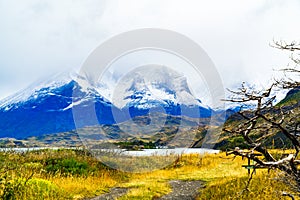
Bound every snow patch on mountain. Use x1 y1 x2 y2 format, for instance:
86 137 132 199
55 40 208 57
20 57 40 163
0 66 211 114
0 73 72 111
62 99 84 111
111 65 210 109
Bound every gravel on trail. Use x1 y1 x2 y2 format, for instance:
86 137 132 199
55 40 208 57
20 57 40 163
156 180 205 200
89 180 205 200
89 188 128 200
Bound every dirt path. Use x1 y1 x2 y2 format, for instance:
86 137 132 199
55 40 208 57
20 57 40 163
89 188 128 200
89 180 205 200
156 180 205 200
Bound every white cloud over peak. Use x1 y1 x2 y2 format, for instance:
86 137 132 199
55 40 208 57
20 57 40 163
0 0 299 106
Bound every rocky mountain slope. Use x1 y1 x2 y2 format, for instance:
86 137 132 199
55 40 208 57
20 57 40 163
0 68 214 139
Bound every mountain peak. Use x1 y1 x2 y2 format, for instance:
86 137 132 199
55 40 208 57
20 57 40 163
111 65 208 109
0 68 213 139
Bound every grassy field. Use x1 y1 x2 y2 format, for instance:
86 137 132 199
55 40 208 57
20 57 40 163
0 149 296 199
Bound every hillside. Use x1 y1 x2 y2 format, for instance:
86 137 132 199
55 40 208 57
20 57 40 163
277 87 300 106
1 112 215 149
214 87 300 150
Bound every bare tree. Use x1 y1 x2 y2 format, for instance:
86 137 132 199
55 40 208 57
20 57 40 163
223 41 300 198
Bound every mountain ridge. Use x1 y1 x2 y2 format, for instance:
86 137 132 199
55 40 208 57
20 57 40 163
0 70 215 139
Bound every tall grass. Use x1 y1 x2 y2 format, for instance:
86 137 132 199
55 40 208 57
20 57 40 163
0 150 296 199
0 149 125 199
118 153 295 199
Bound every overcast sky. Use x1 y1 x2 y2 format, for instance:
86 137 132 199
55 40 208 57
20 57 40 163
1 0 300 102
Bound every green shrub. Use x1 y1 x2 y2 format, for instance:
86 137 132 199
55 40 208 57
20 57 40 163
0 175 25 200
23 178 67 200
45 158 92 176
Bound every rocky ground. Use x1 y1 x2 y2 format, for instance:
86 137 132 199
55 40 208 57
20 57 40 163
91 180 205 200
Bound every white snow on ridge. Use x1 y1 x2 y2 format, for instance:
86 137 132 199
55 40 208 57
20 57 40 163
0 72 74 110
108 65 211 109
0 67 213 112
148 84 176 102
61 99 83 111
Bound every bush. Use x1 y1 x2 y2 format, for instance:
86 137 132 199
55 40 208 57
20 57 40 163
45 158 93 176
0 176 25 200
24 178 67 200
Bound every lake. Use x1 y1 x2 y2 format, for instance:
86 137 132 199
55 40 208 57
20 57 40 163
0 147 219 156
122 148 220 156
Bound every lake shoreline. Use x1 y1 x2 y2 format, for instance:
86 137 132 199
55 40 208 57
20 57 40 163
0 147 220 156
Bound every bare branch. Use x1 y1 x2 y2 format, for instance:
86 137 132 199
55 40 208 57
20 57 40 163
225 40 300 195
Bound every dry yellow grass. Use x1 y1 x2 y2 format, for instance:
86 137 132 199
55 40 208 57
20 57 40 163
116 153 297 199
50 174 118 199
1 150 298 199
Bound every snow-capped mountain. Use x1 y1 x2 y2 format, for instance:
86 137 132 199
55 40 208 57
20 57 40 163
113 66 207 107
0 68 213 139
0 73 116 139
112 65 212 118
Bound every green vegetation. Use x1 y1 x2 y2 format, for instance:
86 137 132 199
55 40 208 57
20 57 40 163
216 87 300 151
116 140 156 150
277 88 300 106
44 157 92 177
0 149 125 199
0 149 296 199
